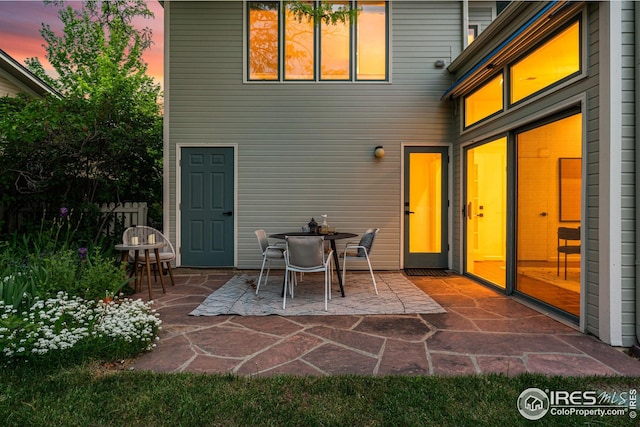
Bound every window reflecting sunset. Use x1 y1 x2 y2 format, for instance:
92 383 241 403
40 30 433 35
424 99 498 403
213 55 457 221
321 1 350 80
357 1 386 80
249 2 279 80
247 1 388 82
285 2 315 80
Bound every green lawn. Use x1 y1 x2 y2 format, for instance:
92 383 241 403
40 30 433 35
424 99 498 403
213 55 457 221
1 367 638 426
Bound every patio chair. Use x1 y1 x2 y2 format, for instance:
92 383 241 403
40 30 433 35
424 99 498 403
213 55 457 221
340 228 379 295
254 229 286 294
283 235 333 311
122 225 176 287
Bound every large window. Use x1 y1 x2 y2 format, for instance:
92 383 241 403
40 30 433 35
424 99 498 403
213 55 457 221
247 1 388 82
461 17 582 130
510 20 581 104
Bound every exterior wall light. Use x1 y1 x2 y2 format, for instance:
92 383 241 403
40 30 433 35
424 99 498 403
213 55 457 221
374 146 385 158
434 60 445 68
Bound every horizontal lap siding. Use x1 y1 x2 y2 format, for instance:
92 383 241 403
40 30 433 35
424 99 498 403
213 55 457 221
585 2 600 341
168 1 459 269
469 3 495 34
620 1 636 346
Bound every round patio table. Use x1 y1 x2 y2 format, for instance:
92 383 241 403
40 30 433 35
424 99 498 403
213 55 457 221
114 242 166 299
270 232 358 297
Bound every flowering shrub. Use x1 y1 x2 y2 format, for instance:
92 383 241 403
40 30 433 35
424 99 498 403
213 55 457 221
0 292 161 367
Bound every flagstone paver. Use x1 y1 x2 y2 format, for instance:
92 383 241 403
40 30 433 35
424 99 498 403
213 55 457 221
377 339 429 375
130 269 640 377
475 356 528 376
305 326 385 355
525 354 617 376
429 353 477 375
235 333 325 375
302 343 379 375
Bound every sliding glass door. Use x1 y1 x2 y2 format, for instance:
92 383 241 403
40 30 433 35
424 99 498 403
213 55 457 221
464 137 507 288
515 113 582 317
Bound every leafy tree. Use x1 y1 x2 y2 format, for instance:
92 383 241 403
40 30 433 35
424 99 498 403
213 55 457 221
26 0 157 100
0 0 162 237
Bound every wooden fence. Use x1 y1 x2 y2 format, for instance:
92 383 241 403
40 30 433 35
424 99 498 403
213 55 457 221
98 202 148 236
0 202 148 237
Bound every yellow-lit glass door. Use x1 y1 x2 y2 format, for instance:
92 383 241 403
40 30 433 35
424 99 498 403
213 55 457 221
404 146 448 268
516 113 582 318
464 138 507 288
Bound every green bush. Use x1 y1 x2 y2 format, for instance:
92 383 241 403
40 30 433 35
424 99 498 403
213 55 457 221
0 208 131 307
75 248 129 300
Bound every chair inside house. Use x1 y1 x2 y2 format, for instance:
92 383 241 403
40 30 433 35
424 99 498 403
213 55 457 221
283 235 333 311
340 228 379 295
557 226 580 280
122 225 176 288
254 229 286 295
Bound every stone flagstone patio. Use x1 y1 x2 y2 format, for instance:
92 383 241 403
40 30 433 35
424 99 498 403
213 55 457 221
131 269 640 377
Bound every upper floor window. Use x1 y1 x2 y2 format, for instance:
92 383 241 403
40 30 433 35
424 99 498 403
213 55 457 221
461 16 583 130
510 20 581 104
247 1 388 82
468 24 478 46
464 73 503 127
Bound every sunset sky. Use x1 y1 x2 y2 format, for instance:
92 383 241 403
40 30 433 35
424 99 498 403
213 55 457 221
0 0 164 88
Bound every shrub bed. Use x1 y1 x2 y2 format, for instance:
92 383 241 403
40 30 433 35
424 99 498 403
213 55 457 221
0 208 162 368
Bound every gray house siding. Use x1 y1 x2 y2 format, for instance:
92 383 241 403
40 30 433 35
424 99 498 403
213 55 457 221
468 1 495 37
166 1 461 270
585 2 600 339
620 1 636 347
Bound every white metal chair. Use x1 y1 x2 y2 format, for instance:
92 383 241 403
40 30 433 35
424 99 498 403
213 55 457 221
341 228 379 295
254 229 286 294
283 235 333 311
122 225 176 287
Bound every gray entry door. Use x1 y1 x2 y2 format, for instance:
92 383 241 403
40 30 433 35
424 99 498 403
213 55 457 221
180 147 234 267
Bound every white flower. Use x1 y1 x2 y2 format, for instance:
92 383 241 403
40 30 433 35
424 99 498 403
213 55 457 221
1 292 161 366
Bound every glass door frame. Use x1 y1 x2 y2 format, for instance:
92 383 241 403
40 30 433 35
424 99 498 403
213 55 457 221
401 144 451 269
461 135 515 293
460 107 582 325
511 108 582 323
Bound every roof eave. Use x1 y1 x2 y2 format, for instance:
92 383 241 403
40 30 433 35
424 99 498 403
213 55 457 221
0 48 61 98
441 0 582 101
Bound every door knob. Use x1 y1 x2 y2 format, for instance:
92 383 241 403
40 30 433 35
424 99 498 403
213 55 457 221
405 211 415 215
539 212 548 217
223 211 233 216
475 213 484 217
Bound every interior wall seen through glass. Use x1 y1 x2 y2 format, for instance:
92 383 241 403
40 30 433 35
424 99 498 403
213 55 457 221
465 137 507 288
515 113 582 318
